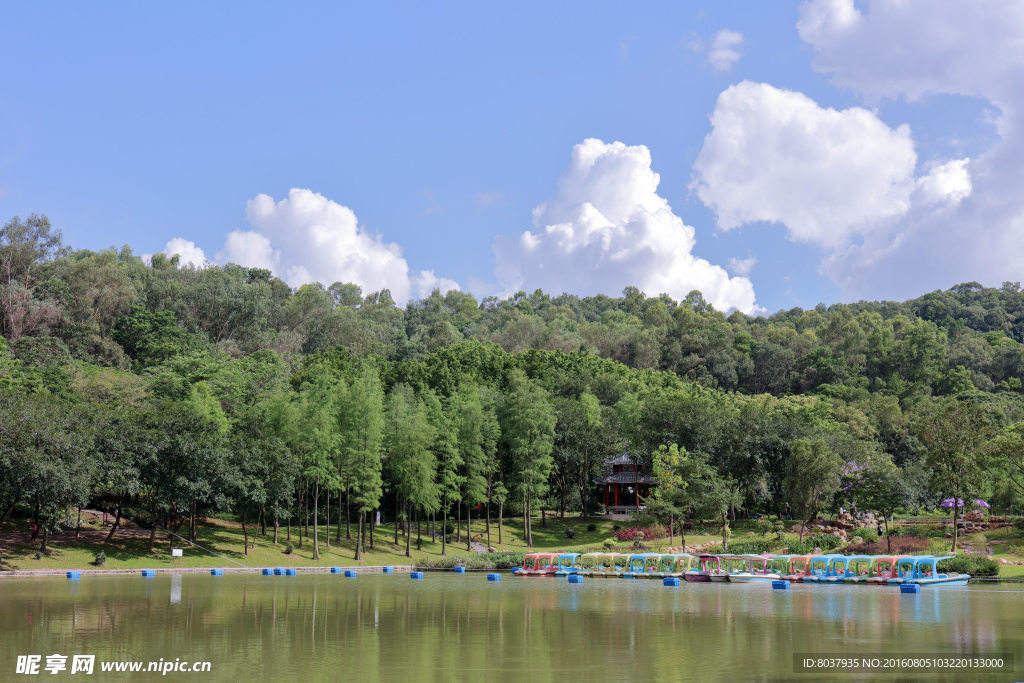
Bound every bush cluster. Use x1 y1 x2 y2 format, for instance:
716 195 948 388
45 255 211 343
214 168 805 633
938 555 998 577
786 534 845 555
840 535 930 555
613 526 669 542
850 528 879 544
417 551 525 570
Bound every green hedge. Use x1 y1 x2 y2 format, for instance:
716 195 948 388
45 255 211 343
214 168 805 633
416 551 525 570
937 555 998 577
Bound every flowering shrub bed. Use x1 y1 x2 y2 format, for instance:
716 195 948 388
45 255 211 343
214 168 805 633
613 526 670 542
841 535 929 555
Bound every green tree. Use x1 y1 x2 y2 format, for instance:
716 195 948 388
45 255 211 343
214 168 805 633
783 438 844 542
500 371 556 547
916 399 996 551
384 384 437 557
425 389 462 555
340 366 385 560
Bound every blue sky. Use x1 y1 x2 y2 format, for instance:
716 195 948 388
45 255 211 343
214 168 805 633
1 1 1016 314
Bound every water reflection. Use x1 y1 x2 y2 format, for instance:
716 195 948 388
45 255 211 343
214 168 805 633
1 576 1022 681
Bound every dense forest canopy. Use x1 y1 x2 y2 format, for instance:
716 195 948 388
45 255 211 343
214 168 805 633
4 213 1024 555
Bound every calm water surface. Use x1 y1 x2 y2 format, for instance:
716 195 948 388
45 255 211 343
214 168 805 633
2 572 1022 682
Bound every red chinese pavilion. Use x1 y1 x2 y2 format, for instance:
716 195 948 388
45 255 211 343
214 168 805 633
594 450 658 513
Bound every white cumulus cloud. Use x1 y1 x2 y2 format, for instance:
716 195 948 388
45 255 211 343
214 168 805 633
707 30 745 73
728 256 757 277
692 81 972 268
213 188 458 303
494 138 759 314
787 0 1024 299
143 237 208 268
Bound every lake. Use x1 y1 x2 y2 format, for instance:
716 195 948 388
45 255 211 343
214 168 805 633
2 572 1022 681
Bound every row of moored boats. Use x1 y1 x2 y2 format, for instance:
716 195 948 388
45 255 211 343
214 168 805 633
513 552 969 586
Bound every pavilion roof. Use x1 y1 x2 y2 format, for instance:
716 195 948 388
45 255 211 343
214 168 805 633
594 472 658 485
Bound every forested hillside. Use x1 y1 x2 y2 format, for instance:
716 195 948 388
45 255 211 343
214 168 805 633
4 213 1024 555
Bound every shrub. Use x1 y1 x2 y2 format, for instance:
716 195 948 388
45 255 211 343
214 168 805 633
1013 517 1024 531
841 535 929 555
94 551 106 566
938 555 998 577
443 523 455 535
788 534 845 555
850 528 879 544
586 523 597 532
418 552 525 570
564 527 576 540
603 538 616 549
726 539 785 555
284 544 294 555
614 526 669 542
613 524 621 532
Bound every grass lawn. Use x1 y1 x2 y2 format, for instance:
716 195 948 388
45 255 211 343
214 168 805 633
0 513 719 572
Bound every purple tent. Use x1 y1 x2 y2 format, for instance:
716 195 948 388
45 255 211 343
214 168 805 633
940 498 965 508
974 499 991 509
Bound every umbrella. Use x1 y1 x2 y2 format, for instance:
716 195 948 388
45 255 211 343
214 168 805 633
940 498 965 508
974 499 991 509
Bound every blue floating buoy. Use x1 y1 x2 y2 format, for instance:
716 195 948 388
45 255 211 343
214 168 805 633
453 566 466 574
487 573 501 581
274 568 285 575
66 571 81 579
262 568 273 575
382 566 394 573
772 580 789 590
410 571 424 579
345 570 357 577
142 569 156 577
900 583 921 594
568 574 584 584
211 568 223 576
663 577 681 586
285 569 297 576
330 567 343 574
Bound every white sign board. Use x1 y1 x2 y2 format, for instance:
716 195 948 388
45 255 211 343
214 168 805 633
171 548 183 557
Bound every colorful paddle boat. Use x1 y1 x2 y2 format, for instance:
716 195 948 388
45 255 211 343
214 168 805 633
728 554 781 583
684 553 720 582
624 553 660 578
866 556 912 584
890 556 970 586
840 555 878 583
580 552 616 577
914 556 970 586
780 554 815 582
709 554 748 582
803 554 848 583
513 552 559 576
554 553 583 576
648 553 695 578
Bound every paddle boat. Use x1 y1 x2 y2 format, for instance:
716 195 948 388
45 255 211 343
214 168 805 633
623 553 660 578
802 554 848 583
554 553 583 576
866 555 912 584
728 554 782 583
840 555 878 584
684 554 721 582
709 554 748 582
890 556 970 586
780 554 815 582
580 552 617 577
513 552 559 576
645 553 696 578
